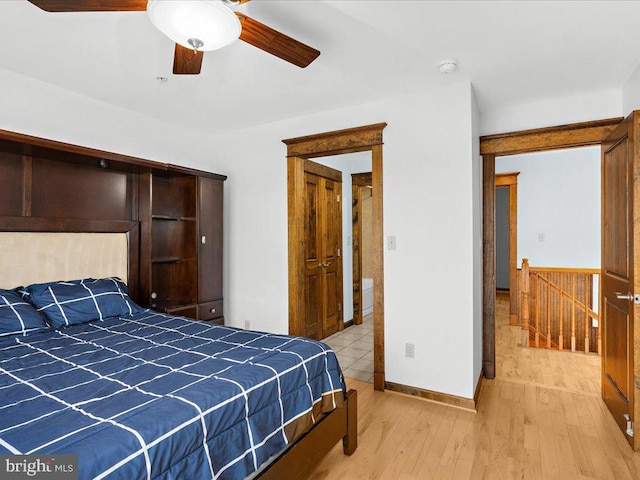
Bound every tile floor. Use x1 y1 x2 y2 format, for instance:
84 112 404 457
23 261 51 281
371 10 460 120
323 314 374 383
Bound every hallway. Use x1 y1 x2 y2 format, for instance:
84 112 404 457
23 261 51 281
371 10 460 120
495 291 601 396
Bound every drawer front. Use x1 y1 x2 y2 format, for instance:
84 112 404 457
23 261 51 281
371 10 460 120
166 305 198 320
198 300 223 321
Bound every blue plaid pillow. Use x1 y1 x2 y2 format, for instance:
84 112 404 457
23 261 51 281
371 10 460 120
26 278 144 328
12 279 93 302
0 289 49 336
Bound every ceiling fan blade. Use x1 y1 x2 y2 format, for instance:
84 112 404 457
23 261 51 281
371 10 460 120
173 44 204 75
27 0 147 12
237 14 320 68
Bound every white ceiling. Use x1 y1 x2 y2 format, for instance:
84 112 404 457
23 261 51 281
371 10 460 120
1 0 640 134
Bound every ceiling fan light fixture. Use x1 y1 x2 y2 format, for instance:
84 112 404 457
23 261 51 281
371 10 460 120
147 0 241 52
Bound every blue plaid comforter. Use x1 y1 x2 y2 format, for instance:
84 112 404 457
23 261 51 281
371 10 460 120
0 311 345 479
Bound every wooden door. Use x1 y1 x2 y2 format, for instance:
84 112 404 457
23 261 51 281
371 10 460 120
601 112 638 447
303 161 343 340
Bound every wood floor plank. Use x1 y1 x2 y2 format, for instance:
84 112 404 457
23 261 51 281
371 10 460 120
304 293 640 480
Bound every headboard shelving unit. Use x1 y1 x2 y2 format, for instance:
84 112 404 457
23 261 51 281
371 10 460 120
0 129 226 324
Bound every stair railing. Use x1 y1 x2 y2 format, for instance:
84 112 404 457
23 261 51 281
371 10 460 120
517 258 600 354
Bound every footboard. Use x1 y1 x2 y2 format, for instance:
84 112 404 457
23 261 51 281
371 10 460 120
258 388 357 479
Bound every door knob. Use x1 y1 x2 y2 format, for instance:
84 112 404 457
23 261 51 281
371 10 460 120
615 292 634 301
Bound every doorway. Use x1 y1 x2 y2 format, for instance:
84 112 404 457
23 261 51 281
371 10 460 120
495 172 518 325
481 118 620 378
479 116 640 448
284 123 387 391
352 172 373 326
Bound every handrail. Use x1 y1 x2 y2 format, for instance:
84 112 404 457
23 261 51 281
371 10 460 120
518 258 600 355
529 266 600 274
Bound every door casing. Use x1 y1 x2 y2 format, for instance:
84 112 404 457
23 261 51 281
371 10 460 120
495 172 519 324
284 123 387 391
480 117 622 380
352 172 373 326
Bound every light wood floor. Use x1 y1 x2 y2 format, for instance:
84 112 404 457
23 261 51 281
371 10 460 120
304 292 640 479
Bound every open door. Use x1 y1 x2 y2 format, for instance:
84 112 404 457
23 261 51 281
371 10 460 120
601 112 638 448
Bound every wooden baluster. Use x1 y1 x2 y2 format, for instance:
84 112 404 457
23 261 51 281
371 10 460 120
597 273 601 355
533 273 540 348
585 274 590 353
521 259 530 347
571 273 576 352
547 275 551 349
515 268 521 326
558 274 564 351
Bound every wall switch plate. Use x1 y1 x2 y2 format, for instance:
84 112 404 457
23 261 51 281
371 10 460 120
388 235 397 250
244 320 251 330
538 233 546 242
405 343 415 359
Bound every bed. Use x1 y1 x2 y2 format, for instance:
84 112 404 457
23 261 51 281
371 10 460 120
0 230 357 480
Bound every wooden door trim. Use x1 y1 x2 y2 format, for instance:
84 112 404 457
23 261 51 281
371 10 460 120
495 172 519 186
288 156 306 338
481 118 623 156
351 173 373 326
285 123 387 391
495 172 519 324
283 123 386 158
480 117 621 380
353 172 373 187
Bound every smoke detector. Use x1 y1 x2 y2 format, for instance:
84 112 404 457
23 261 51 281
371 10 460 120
438 59 459 74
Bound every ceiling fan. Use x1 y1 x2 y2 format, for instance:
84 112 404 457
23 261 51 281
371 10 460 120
27 0 321 74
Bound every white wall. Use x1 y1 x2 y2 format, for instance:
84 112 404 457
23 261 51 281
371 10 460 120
495 147 600 269
209 81 480 399
314 153 372 323
480 87 622 136
0 68 216 171
623 63 640 116
471 87 483 392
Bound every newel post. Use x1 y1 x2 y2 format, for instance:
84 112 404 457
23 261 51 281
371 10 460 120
521 259 530 346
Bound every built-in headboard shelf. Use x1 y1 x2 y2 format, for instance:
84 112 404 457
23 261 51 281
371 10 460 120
0 129 226 307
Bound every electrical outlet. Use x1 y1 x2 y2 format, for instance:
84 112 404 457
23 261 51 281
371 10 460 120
405 343 415 359
244 320 251 330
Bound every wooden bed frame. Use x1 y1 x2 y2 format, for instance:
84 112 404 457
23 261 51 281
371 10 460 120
0 128 357 478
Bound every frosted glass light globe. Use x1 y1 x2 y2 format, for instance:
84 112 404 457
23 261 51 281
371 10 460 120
147 0 241 51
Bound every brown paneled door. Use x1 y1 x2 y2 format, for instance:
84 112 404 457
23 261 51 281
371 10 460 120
601 112 639 448
304 161 343 340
